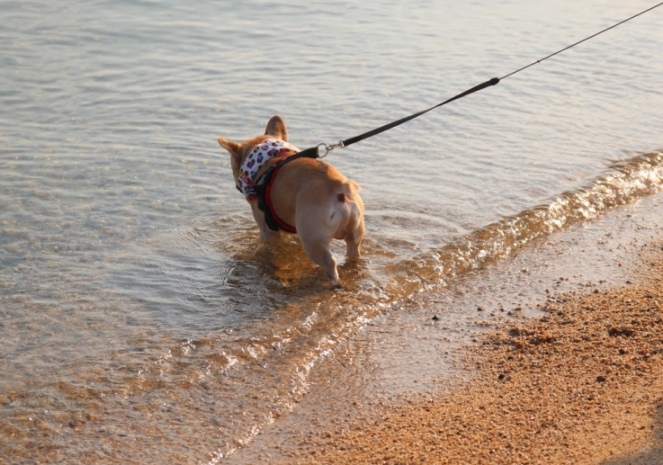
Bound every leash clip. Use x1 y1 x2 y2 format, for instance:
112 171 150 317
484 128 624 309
317 141 345 158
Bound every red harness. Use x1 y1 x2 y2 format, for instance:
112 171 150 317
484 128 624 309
253 155 299 234
262 162 297 234
252 145 322 234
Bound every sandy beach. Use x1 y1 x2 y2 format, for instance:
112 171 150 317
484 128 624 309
269 240 663 465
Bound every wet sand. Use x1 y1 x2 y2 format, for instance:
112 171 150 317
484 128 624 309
276 240 663 464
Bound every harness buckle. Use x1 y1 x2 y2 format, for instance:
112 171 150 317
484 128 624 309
316 141 345 158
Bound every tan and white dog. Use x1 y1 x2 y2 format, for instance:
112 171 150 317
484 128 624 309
217 115 365 284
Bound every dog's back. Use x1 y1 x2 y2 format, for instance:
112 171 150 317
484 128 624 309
271 158 363 243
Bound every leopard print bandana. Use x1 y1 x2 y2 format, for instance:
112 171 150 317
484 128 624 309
236 139 299 199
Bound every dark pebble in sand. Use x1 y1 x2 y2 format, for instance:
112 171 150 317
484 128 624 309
608 326 634 337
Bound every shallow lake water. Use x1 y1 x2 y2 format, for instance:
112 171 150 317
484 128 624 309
1 0 662 462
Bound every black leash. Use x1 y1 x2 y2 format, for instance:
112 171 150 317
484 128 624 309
341 77 500 148
294 1 663 160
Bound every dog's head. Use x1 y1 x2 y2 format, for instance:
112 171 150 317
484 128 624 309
217 115 289 182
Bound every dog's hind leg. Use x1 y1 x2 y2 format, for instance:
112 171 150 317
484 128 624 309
345 236 362 259
301 239 339 284
344 205 365 259
344 218 364 258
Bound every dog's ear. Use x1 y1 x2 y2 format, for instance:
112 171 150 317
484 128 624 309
217 137 242 163
264 115 288 142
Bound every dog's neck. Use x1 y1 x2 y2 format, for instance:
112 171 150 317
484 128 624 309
236 139 299 200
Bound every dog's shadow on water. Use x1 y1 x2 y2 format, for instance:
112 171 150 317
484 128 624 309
599 402 663 465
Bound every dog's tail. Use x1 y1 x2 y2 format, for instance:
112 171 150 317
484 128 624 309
335 179 360 204
329 180 363 233
334 180 361 204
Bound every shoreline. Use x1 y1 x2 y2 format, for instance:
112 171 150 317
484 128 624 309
277 240 663 464
229 194 663 465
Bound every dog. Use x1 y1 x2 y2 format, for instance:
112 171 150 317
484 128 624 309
217 115 365 284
